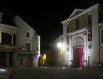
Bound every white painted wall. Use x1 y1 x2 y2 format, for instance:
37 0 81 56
14 16 36 50
91 8 99 66
0 14 40 67
14 15 40 67
58 3 101 67
0 24 17 44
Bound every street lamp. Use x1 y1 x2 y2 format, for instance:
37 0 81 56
57 42 62 49
57 42 63 66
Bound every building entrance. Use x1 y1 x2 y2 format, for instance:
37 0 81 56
73 48 84 67
0 52 13 67
72 37 84 67
0 53 6 66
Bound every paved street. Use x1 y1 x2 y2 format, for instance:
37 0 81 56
1 67 103 79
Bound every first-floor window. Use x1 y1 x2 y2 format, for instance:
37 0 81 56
25 43 31 52
101 30 103 42
67 25 69 33
1 32 12 45
88 28 92 41
66 35 69 45
13 34 16 46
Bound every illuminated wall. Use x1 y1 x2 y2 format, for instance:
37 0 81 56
0 12 40 67
14 16 40 67
55 3 103 67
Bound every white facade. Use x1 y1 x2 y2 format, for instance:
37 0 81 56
0 12 40 67
0 24 17 66
55 3 103 67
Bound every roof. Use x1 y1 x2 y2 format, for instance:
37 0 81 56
61 3 100 24
68 9 84 19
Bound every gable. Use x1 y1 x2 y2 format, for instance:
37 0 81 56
68 9 84 19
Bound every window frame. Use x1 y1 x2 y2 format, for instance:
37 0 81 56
100 28 103 43
88 14 92 26
26 32 30 38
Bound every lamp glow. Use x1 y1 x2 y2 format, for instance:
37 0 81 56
57 42 62 49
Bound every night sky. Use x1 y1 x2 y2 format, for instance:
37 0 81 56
0 0 101 51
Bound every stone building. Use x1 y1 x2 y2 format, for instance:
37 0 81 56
0 11 40 67
55 3 103 67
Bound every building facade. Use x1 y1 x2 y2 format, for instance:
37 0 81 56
55 3 103 67
0 11 40 67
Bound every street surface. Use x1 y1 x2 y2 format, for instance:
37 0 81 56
1 66 103 79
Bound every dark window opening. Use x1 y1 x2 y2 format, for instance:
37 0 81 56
88 14 92 26
13 34 16 46
101 30 103 42
0 53 6 66
8 34 12 45
25 43 31 52
88 28 92 41
66 35 69 45
2 32 6 44
9 53 13 66
26 32 30 37
1 32 16 46
76 19 79 30
2 32 12 45
67 25 69 33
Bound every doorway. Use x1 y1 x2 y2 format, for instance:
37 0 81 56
0 53 6 66
73 47 84 67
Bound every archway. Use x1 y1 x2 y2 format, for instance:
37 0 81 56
72 37 84 67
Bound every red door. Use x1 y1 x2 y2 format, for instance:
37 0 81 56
73 48 84 67
79 48 84 67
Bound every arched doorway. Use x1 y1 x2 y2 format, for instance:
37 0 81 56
72 37 84 67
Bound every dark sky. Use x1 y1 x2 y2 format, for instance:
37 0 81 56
0 0 101 51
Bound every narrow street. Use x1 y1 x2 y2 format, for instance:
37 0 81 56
1 67 103 79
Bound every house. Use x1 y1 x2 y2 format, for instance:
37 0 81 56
0 11 40 67
55 3 103 67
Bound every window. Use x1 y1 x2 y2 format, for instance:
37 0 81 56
67 47 69 51
66 35 69 45
88 28 92 41
8 34 12 45
101 30 103 42
67 25 69 33
26 32 30 37
13 34 16 46
88 14 92 26
2 32 6 44
25 43 31 52
2 32 12 45
1 32 16 46
76 19 79 30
